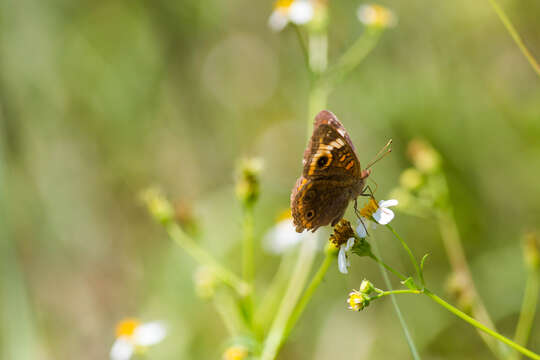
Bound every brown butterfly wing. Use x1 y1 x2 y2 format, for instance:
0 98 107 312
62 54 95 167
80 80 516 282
302 110 361 180
290 177 354 232
291 110 367 232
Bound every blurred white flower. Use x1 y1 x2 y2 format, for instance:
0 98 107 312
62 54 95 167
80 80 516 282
264 210 317 253
357 4 397 28
110 319 166 360
373 199 398 225
268 0 315 31
338 237 356 274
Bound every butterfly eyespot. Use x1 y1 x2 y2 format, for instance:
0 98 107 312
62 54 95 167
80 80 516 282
317 156 328 167
306 210 315 219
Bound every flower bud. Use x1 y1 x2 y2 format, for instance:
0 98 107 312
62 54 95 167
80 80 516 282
223 345 249 360
140 187 174 224
193 266 218 300
235 158 263 208
359 279 375 294
523 231 540 270
407 139 441 174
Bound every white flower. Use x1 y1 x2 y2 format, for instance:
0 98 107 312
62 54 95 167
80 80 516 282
355 217 371 238
110 319 167 360
357 4 397 28
373 199 398 225
264 211 317 254
338 237 356 274
268 0 315 32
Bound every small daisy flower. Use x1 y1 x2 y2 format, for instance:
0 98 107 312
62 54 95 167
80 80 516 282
110 319 167 360
357 4 397 28
357 198 399 230
268 0 315 32
338 237 356 274
264 210 317 254
347 289 370 311
223 345 249 360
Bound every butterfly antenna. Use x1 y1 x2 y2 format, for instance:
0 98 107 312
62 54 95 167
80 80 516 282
365 139 392 170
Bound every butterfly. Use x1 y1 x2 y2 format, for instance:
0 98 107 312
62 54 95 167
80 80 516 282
290 110 390 233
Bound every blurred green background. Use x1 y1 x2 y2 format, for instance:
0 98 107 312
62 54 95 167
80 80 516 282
1 0 539 359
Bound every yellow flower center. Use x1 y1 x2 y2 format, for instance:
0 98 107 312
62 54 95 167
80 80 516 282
223 345 249 360
348 291 366 311
277 209 293 222
359 198 378 218
116 318 141 338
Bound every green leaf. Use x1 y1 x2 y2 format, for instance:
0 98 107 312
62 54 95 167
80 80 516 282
401 277 418 290
420 253 430 273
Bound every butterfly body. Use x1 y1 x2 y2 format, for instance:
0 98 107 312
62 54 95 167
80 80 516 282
290 110 370 233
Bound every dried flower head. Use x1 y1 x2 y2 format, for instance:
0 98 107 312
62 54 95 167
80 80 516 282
330 219 356 247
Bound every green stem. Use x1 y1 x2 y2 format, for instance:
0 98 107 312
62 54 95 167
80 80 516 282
293 24 311 73
322 28 383 88
260 237 318 360
513 269 540 360
282 252 334 340
486 0 540 77
437 211 506 358
242 207 255 284
424 290 540 360
371 289 422 300
242 206 255 322
371 236 422 360
368 253 407 281
167 223 250 296
386 224 423 286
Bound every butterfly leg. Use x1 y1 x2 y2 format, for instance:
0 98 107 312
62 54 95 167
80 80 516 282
353 198 370 237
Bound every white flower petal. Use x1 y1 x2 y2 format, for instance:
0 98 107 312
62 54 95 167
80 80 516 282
345 237 356 251
289 1 314 25
373 208 395 225
338 246 349 274
356 222 367 238
378 199 398 208
263 219 303 254
268 11 289 31
133 322 167 346
110 337 134 360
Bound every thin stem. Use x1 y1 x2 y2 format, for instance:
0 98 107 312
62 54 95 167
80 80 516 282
386 224 423 286
322 28 382 88
370 289 422 300
424 290 540 360
260 236 318 360
241 206 255 322
437 211 507 358
293 24 311 73
167 223 250 296
368 253 407 281
371 236 422 360
513 269 540 360
283 252 334 340
242 207 255 284
487 0 540 76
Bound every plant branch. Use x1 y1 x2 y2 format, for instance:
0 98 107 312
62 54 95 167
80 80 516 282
487 0 540 76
